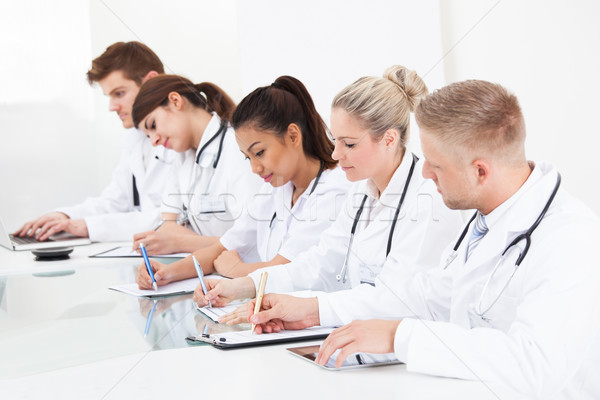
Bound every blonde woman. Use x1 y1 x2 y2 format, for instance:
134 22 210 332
197 66 463 322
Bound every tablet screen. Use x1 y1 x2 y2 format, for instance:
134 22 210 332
287 345 401 370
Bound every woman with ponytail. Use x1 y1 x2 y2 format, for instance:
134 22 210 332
199 66 463 325
130 74 262 255
136 75 350 288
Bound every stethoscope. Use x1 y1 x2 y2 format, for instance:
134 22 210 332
263 161 325 258
336 153 418 283
444 173 561 321
179 120 228 230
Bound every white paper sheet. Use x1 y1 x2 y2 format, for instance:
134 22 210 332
91 246 189 258
109 278 199 298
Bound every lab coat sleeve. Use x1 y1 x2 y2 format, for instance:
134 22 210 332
56 149 165 241
317 245 454 327
223 149 264 224
84 209 160 242
159 167 185 215
247 190 359 294
56 150 133 220
395 219 600 399
219 186 269 260
317 179 462 326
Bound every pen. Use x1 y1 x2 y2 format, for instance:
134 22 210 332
251 272 268 334
152 219 166 231
140 242 157 291
143 300 157 337
152 218 176 231
192 255 211 308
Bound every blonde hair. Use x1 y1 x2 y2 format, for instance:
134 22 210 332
415 80 526 158
332 65 428 147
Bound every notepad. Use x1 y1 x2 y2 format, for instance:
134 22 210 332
186 326 334 349
109 278 199 298
90 246 190 258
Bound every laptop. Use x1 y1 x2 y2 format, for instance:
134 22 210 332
0 216 91 251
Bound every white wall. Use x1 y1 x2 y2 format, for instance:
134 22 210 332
440 0 600 213
1 0 599 233
0 0 442 230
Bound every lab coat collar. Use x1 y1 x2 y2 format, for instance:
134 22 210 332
194 112 223 159
364 151 417 209
464 161 560 269
276 166 332 215
486 161 558 233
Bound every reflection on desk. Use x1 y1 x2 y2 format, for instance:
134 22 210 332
0 243 527 400
0 243 244 380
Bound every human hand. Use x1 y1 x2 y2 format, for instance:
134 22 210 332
248 294 320 334
218 303 249 325
132 229 176 256
213 250 243 277
136 259 172 289
15 213 89 241
194 277 255 308
14 212 69 238
316 319 401 368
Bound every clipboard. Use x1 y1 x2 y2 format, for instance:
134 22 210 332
287 345 402 370
185 326 334 349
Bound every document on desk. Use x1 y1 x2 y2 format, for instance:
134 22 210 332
109 278 199 298
186 326 335 349
90 246 190 258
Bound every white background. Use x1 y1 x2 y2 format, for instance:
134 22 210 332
1 0 599 231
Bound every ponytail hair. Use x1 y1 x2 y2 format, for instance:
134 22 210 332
332 65 428 148
231 76 336 169
132 74 235 128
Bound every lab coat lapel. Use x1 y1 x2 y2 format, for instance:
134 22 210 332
454 166 560 291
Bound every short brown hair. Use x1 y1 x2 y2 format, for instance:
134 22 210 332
87 41 164 86
132 74 236 127
415 80 525 153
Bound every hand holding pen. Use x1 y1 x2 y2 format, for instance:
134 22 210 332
251 272 268 334
193 255 212 308
140 242 157 291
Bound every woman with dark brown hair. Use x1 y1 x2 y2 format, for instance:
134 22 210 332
131 74 262 255
136 75 350 288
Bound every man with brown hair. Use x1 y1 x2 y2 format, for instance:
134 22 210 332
15 42 176 242
246 80 600 399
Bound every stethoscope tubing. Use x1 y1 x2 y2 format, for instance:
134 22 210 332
336 153 418 283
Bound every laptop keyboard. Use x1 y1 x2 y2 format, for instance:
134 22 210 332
10 235 54 245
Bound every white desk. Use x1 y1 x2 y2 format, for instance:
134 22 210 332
0 244 527 400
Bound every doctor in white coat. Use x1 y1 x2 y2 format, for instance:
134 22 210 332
130 74 262 255
248 80 600 400
197 66 462 320
137 75 349 288
15 42 176 242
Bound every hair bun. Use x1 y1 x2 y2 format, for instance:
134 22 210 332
383 65 428 112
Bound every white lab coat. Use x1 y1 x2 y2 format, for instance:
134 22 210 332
220 166 351 264
248 153 464 294
160 113 263 238
57 128 177 242
318 162 600 399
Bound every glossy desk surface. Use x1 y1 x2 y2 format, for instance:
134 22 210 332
0 243 527 399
